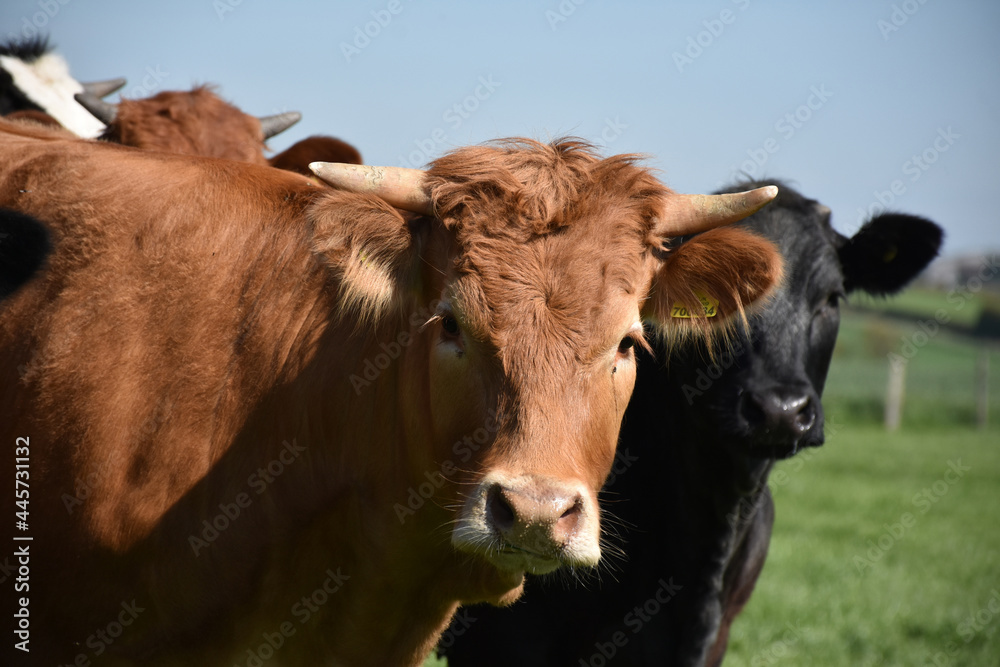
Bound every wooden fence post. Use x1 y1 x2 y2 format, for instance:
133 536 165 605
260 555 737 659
977 348 990 429
885 357 906 432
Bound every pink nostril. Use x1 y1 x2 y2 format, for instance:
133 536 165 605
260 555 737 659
552 496 583 545
486 485 516 533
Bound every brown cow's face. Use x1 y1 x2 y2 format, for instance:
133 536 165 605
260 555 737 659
423 214 652 586
314 140 782 602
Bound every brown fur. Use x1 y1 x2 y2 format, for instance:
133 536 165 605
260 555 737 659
0 125 781 665
4 108 62 127
101 85 269 163
270 134 363 174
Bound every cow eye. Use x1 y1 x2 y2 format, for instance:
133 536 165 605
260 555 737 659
618 337 635 354
817 291 844 317
441 314 460 337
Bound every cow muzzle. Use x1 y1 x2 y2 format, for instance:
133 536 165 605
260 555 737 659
452 473 600 575
739 383 823 458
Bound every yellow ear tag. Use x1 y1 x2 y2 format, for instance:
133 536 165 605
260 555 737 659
671 291 719 318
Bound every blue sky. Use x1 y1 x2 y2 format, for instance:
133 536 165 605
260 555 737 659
3 0 997 254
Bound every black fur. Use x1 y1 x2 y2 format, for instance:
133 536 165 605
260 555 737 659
839 213 943 295
0 208 51 300
0 35 51 61
0 35 52 116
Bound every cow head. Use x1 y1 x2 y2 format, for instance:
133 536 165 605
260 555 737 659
75 85 300 162
673 180 942 461
0 36 114 138
310 140 784 601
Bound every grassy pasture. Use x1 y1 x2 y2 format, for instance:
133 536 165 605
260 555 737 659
725 425 1000 667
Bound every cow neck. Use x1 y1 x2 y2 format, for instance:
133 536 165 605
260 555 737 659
615 354 776 663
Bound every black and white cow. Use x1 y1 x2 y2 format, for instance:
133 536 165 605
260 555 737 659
442 180 943 666
1 36 123 137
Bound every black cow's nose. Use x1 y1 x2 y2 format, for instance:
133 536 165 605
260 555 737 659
741 387 817 438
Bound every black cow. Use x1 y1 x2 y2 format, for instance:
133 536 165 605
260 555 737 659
441 180 943 666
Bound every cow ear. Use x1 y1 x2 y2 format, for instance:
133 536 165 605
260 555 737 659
839 213 943 295
643 226 783 343
309 191 420 324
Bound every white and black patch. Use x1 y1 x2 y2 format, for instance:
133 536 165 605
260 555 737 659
0 51 105 137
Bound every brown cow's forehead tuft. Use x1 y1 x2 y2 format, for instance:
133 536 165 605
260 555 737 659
425 137 670 241
446 216 651 375
421 139 665 374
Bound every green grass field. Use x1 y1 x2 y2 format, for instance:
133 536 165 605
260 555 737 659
849 287 988 330
725 425 1000 667
428 298 1000 666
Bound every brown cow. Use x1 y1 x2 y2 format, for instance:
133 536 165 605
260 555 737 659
270 134 364 173
75 85 301 162
0 121 781 665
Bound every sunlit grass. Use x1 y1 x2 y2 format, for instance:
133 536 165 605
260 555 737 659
725 425 1000 666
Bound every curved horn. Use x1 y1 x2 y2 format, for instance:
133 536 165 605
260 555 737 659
662 185 779 236
310 163 433 216
73 92 117 125
258 111 301 139
81 78 126 98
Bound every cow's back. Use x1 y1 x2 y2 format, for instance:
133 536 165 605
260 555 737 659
0 123 329 656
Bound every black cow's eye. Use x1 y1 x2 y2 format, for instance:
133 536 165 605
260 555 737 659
815 291 844 319
441 314 460 336
618 337 635 354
